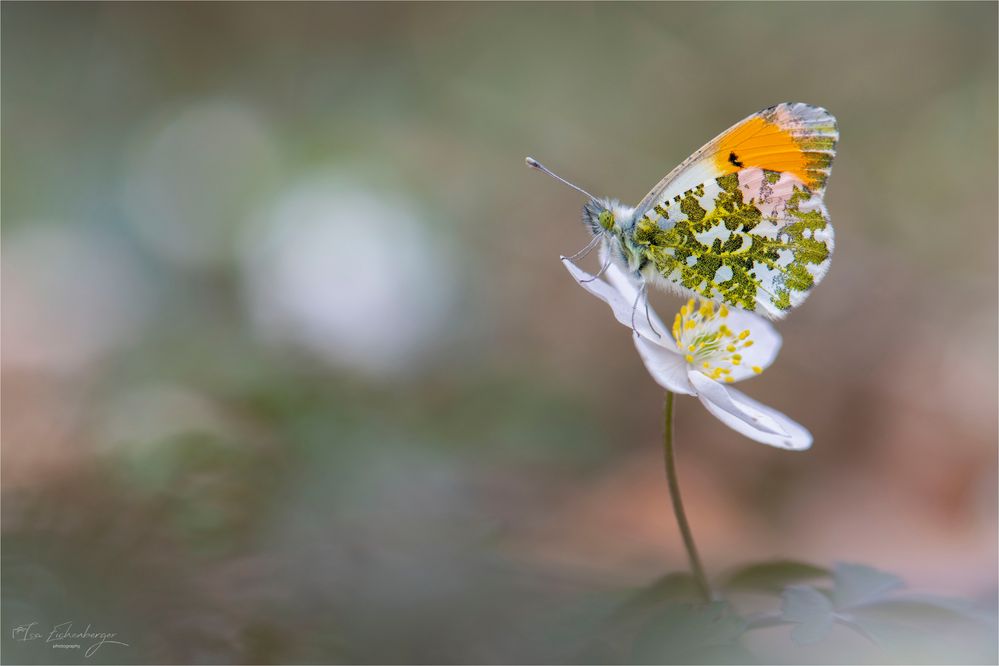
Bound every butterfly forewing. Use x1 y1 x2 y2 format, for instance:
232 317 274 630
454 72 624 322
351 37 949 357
631 103 837 319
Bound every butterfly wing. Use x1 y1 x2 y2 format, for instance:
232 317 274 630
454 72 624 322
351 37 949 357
631 103 837 319
636 102 837 212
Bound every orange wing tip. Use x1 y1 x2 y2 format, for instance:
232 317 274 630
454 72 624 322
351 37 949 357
714 103 837 192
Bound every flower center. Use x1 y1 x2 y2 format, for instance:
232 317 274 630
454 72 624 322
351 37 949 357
671 298 762 383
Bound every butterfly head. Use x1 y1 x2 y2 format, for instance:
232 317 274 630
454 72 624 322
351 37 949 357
583 198 635 236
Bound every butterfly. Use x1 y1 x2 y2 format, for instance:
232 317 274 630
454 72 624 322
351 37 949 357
528 102 837 320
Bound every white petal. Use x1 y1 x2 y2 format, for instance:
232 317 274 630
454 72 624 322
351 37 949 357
561 258 663 343
718 307 782 382
689 372 812 450
602 260 640 302
603 264 669 335
634 332 695 395
689 371 787 436
781 585 835 644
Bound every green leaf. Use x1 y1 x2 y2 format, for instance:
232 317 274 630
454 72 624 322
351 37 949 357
854 596 987 624
613 572 703 621
845 610 998 665
777 564 997 662
720 560 830 594
631 601 752 664
563 574 704 663
847 595 997 663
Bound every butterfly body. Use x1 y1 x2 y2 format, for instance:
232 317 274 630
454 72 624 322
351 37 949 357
562 103 838 320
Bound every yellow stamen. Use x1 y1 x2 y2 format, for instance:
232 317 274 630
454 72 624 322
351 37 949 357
731 359 740 365
702 362 711 369
726 345 737 352
732 354 742 361
743 340 754 348
685 354 694 363
719 305 729 318
738 330 750 340
685 320 697 330
752 366 762 374
699 300 713 317
724 377 734 383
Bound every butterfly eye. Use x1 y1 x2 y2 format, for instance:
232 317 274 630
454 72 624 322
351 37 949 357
598 210 615 231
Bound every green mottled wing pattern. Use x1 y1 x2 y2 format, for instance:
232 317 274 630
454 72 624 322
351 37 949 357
629 169 834 320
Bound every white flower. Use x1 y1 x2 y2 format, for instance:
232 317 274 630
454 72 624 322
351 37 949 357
562 257 812 450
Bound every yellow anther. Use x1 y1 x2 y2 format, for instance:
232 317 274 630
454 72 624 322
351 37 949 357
670 300 761 382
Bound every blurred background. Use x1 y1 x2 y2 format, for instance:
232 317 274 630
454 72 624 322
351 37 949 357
2 3 996 664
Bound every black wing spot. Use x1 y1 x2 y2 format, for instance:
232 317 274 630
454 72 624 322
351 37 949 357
728 152 744 168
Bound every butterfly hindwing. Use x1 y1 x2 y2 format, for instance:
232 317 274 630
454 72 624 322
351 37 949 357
629 103 837 319
631 168 833 319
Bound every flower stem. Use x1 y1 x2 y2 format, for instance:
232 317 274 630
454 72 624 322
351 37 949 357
663 391 712 602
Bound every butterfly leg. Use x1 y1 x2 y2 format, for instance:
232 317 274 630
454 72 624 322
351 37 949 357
579 254 612 283
630 281 660 338
562 234 602 262
643 286 661 338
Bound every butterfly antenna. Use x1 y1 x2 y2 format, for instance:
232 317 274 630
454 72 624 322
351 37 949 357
525 157 597 200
